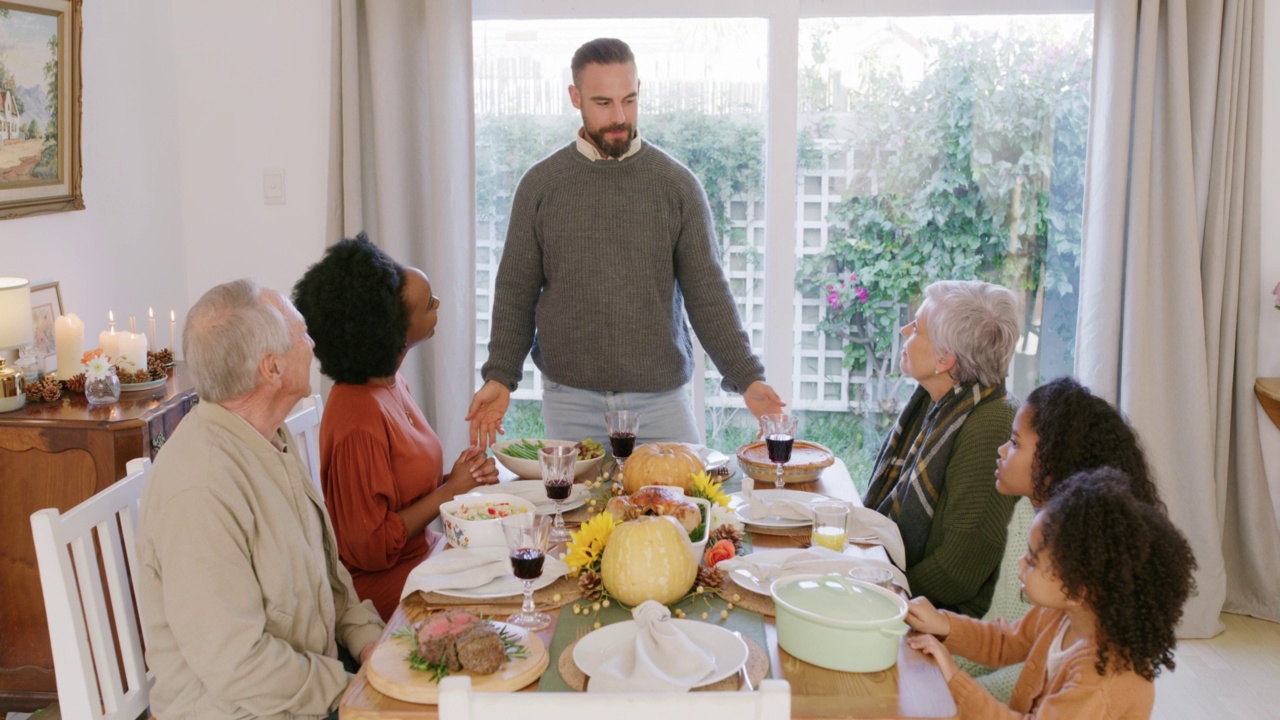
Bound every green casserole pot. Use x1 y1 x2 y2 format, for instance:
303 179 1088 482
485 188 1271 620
770 573 909 672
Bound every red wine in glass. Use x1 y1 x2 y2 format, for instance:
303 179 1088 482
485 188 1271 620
609 431 636 459
545 481 572 501
767 433 795 463
510 547 545 580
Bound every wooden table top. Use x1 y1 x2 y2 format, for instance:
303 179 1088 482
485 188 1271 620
1256 377 1280 431
340 459 957 719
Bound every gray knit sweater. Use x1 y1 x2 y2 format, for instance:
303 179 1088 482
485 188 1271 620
482 141 765 395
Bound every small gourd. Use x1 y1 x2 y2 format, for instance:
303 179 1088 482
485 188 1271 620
621 442 705 494
600 516 697 606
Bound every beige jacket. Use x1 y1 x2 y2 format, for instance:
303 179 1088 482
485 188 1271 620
137 401 384 719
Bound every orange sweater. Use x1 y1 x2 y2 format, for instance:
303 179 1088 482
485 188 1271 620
321 378 444 620
942 607 1154 719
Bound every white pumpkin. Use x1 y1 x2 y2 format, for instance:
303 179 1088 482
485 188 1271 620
600 515 697 606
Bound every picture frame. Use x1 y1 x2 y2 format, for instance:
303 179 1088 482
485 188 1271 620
29 280 61 372
0 0 83 220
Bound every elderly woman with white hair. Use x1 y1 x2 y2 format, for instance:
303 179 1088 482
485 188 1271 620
863 280 1021 617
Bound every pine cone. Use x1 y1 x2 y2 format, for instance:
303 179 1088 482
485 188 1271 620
708 524 745 555
24 379 44 402
152 348 174 365
578 569 603 601
147 355 166 379
696 565 726 592
40 377 62 402
128 369 150 384
63 373 86 393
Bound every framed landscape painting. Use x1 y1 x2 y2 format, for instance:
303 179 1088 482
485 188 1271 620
0 0 82 219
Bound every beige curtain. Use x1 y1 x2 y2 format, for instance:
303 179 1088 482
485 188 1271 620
1077 0 1276 637
327 0 477 456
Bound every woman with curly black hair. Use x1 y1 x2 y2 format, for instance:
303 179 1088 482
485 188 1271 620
994 376 1162 508
906 468 1196 719
293 234 499 620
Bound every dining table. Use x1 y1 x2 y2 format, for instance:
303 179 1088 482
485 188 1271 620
339 455 958 719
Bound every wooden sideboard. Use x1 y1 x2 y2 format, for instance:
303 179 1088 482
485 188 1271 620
0 364 197 712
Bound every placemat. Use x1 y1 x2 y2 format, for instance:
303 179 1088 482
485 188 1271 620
538 594 771 692
555 633 768 691
401 575 581 623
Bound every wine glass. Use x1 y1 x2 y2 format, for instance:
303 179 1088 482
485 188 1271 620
500 513 552 630
539 445 577 543
760 413 797 489
604 410 641 476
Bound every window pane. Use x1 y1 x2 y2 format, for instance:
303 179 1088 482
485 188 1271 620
794 15 1093 492
473 20 768 450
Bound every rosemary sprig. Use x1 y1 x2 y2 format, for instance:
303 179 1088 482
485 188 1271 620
392 621 527 681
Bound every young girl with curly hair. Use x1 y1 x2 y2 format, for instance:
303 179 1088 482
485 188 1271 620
995 375 1163 508
906 468 1196 719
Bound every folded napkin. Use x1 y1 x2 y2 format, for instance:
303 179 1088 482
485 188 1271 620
717 546 911 595
587 601 717 693
845 505 907 570
743 488 816 522
399 547 512 599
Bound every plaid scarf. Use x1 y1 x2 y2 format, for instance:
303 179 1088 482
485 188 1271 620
863 381 1007 567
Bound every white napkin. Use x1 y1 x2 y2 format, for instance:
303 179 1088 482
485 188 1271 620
717 546 911 595
743 489 816 522
399 547 512 599
845 505 908 570
586 601 717 693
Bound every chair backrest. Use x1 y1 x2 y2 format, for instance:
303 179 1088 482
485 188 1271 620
30 457 154 720
438 676 790 720
284 393 324 496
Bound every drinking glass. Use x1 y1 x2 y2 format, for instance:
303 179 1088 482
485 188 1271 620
500 513 552 630
849 566 896 590
539 445 577 543
810 502 850 552
760 413 797 488
604 410 641 476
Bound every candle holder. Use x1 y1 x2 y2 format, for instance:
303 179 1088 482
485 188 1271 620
85 366 121 406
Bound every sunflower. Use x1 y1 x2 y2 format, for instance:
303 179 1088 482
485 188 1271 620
689 471 730 508
563 512 618 577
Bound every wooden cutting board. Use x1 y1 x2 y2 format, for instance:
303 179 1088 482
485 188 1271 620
365 622 549 704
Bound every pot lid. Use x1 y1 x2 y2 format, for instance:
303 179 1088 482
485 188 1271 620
773 575 901 622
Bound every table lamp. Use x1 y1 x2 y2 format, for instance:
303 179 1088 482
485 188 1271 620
0 277 35 413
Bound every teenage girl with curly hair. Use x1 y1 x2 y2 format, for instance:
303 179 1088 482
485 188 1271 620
995 375 1163 509
906 468 1196 719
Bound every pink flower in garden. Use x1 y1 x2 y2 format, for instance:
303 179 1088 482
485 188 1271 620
856 287 870 304
827 289 841 309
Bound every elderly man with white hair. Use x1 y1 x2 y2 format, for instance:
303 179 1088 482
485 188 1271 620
863 280 1022 618
136 279 384 720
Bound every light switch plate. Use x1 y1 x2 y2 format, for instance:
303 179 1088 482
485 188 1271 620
264 168 285 205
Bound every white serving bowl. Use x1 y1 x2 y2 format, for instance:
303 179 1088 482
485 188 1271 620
637 485 711 564
491 438 604 480
770 573 908 672
438 493 537 549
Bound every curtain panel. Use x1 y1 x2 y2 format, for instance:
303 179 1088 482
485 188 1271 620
1078 0 1276 637
327 0 477 457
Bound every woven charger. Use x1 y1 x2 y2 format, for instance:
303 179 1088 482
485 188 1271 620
556 633 769 691
402 575 581 623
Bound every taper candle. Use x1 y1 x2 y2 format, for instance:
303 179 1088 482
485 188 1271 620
169 310 176 352
99 311 120 359
148 308 156 352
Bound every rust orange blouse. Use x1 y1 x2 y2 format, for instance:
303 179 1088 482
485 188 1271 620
321 377 443 620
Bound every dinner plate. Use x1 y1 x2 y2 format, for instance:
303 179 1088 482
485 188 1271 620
686 444 730 473
726 548 901 596
727 489 827 528
572 618 748 688
467 481 588 516
431 554 569 599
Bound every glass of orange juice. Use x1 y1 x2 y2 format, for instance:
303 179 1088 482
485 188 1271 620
810 502 850 551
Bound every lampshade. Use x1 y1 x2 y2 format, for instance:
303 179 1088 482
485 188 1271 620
0 278 35 351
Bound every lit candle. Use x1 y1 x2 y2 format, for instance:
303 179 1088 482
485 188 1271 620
54 313 84 379
169 310 176 351
116 332 148 373
128 315 137 333
148 307 156 352
98 311 120 360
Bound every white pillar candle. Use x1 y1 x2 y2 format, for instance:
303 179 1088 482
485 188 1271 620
116 332 148 373
147 308 156 352
99 310 120 361
54 313 84 379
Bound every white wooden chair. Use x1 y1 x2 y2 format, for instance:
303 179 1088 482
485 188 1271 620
438 677 790 720
30 457 154 720
284 393 324 496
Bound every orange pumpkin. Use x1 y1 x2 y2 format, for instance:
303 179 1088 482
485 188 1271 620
621 442 704 494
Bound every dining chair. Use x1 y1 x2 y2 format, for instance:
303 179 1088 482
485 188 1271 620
30 457 154 720
284 393 324 497
437 677 791 720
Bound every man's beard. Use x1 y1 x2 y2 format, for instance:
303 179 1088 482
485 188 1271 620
586 122 636 159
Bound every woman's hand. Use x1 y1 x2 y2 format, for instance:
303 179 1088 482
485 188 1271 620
906 595 951 638
466 380 510 449
907 633 959 682
446 446 499 494
743 380 786 421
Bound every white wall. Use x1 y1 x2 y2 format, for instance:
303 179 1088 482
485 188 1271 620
1260 2 1280 490
0 1 186 350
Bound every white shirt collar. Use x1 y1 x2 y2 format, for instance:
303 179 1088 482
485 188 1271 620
575 127 642 162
